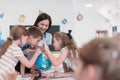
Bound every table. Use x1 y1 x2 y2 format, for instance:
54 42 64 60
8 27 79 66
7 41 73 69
39 77 74 80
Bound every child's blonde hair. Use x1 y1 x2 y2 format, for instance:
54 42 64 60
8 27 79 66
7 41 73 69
0 25 28 57
53 30 79 58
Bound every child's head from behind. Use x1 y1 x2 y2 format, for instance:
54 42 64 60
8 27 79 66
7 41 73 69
10 25 27 38
75 38 120 80
0 25 28 57
27 26 43 48
53 30 77 51
10 25 28 46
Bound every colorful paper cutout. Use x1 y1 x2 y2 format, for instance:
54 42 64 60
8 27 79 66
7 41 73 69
0 13 4 19
38 10 43 14
18 14 26 22
61 18 68 24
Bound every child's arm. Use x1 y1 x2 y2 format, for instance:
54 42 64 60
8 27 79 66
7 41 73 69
17 48 41 68
44 43 67 67
20 64 25 76
23 49 35 55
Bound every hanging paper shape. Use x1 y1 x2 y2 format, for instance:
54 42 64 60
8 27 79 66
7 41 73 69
38 10 44 14
18 14 26 22
0 13 4 19
76 11 83 21
61 18 68 24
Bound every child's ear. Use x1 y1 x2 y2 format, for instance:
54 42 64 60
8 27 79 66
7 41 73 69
86 65 96 80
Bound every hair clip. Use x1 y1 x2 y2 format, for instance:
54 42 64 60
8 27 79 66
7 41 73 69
67 30 72 39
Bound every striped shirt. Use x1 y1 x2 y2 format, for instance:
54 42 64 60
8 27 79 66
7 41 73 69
0 43 23 74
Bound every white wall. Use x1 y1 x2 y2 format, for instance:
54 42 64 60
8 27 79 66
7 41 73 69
0 0 74 40
73 0 113 47
0 0 118 47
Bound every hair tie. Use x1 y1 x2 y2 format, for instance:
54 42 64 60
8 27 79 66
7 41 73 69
66 30 72 39
7 36 13 41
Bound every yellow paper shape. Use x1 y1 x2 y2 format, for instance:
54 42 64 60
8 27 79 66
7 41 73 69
19 14 26 22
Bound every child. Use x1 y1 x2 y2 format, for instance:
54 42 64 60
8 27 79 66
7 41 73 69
44 30 79 77
0 25 42 80
15 26 43 76
75 38 120 80
20 26 43 77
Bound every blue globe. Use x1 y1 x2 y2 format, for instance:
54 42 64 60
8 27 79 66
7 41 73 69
35 53 52 71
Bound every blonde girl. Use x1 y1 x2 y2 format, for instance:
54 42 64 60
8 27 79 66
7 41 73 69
0 25 42 79
44 30 79 77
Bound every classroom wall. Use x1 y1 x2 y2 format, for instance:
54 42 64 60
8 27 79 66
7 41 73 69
0 0 74 40
0 0 118 47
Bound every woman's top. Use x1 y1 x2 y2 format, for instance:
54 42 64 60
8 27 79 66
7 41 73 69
38 32 52 47
0 42 23 74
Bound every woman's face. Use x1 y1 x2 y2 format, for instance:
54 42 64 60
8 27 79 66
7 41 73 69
37 19 50 34
53 37 61 50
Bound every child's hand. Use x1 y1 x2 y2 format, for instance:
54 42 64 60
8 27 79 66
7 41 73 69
35 45 44 52
43 43 50 53
23 49 35 54
35 48 42 55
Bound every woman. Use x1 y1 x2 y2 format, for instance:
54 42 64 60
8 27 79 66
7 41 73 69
34 13 52 47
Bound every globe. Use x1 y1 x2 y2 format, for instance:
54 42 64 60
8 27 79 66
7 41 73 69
35 53 52 71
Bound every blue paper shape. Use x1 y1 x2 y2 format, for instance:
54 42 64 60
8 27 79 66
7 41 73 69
0 13 4 19
61 18 68 24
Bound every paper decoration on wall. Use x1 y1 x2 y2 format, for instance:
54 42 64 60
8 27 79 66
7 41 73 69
61 18 68 24
38 10 44 14
18 14 26 22
0 13 4 19
76 11 83 21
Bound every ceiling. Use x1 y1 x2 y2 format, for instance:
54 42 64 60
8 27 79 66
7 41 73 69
75 0 120 25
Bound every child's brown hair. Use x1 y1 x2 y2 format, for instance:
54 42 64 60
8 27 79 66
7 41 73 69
27 26 43 39
0 25 28 57
79 38 120 80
